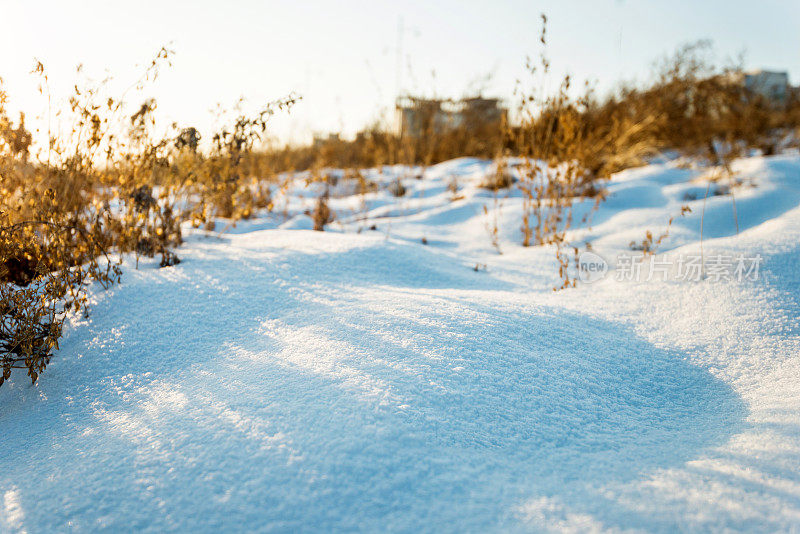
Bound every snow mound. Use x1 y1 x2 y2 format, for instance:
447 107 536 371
1 154 799 531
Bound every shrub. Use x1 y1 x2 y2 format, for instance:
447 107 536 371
0 52 295 387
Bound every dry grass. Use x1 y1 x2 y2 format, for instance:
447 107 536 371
0 51 296 386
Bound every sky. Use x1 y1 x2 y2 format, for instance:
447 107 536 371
1 0 798 147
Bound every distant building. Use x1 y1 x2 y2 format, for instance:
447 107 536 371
741 70 790 106
394 96 506 138
460 96 506 126
312 133 340 149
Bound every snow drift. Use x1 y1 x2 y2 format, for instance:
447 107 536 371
1 154 799 532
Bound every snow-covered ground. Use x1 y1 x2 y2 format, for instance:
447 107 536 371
1 154 799 532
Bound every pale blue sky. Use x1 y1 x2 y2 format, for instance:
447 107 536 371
2 0 798 145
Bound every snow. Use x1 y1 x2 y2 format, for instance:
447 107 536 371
1 154 800 532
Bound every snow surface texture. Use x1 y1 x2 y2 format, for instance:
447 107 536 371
1 154 799 532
